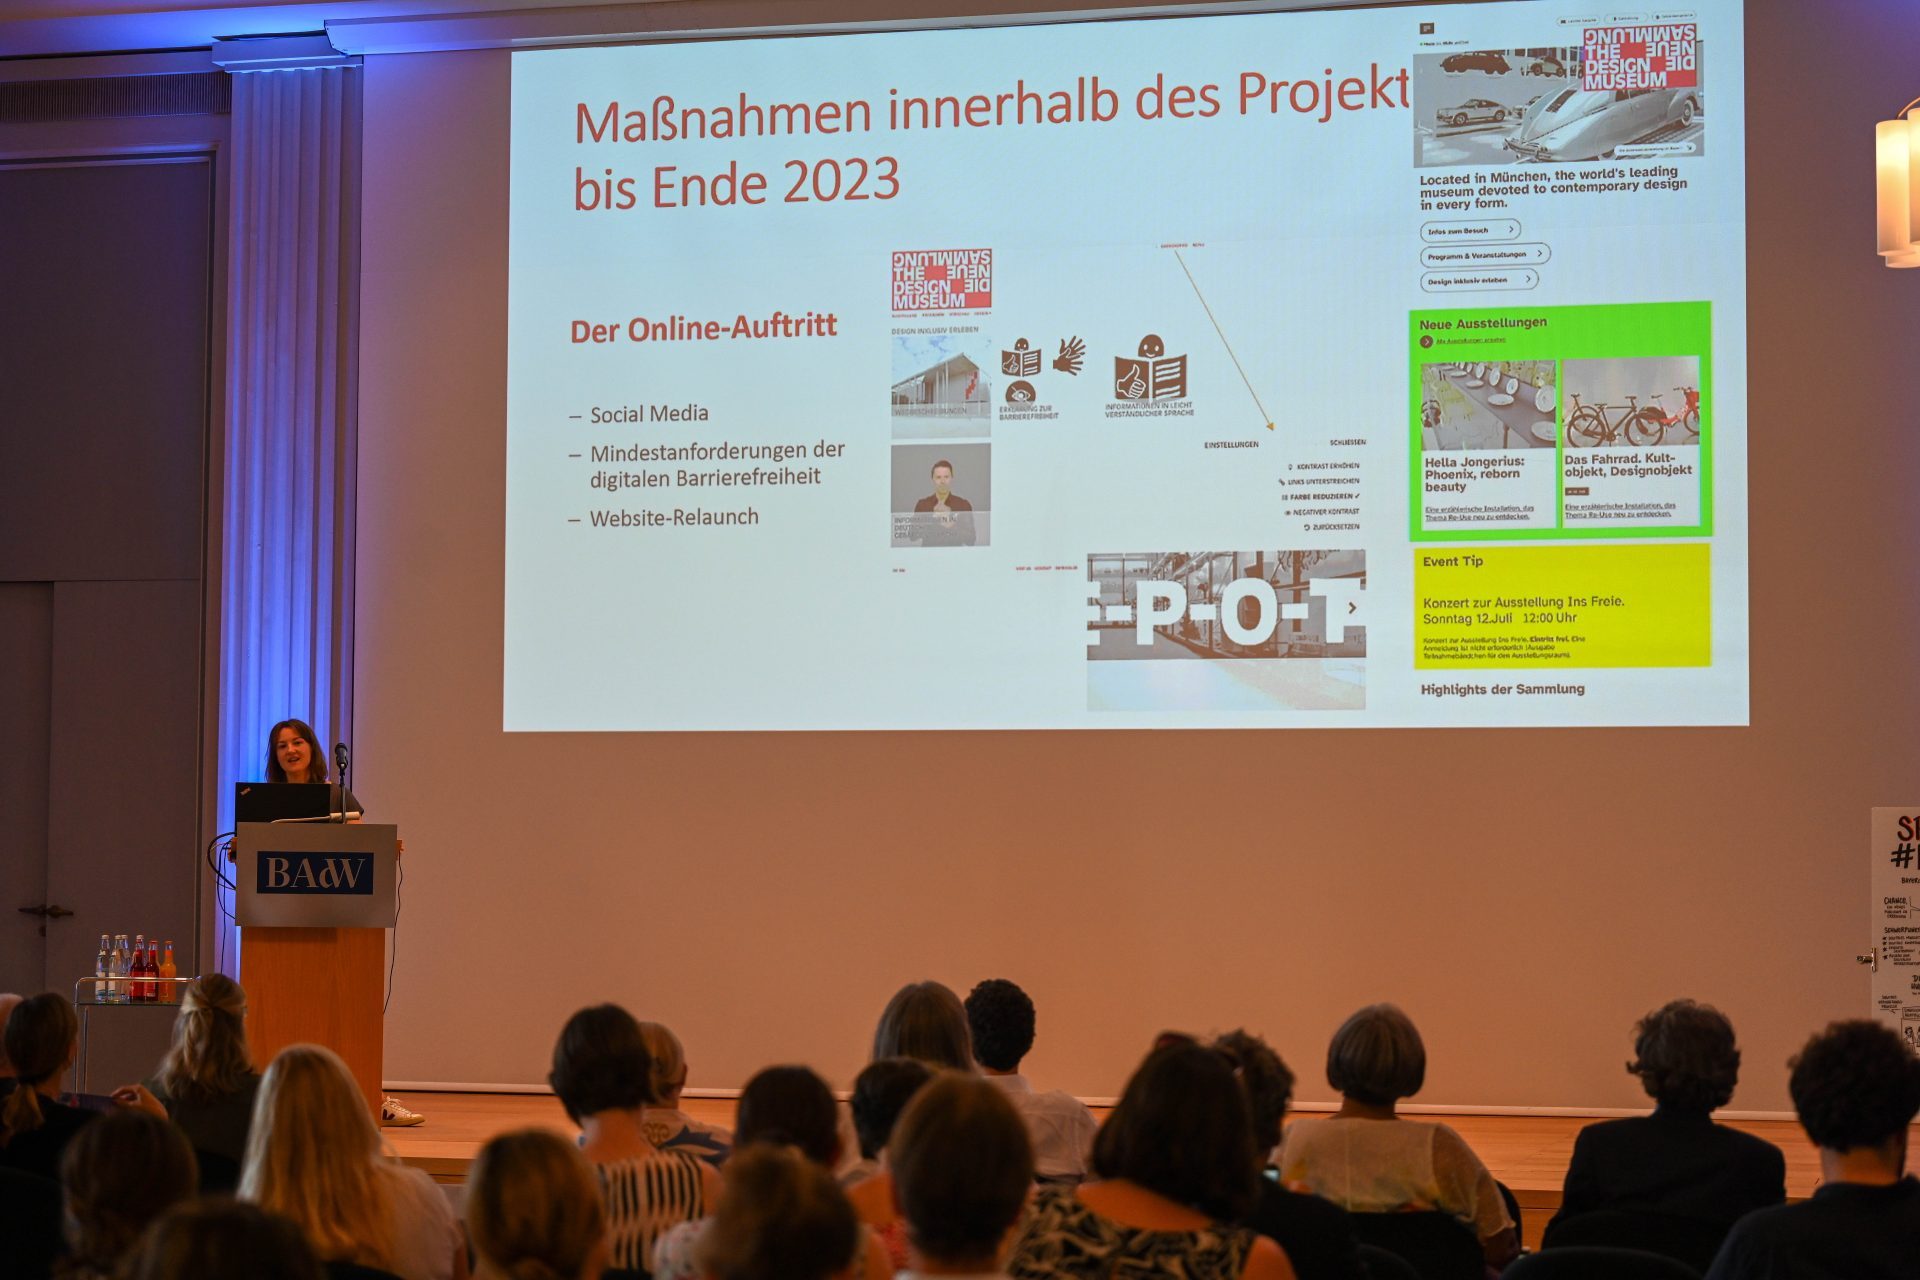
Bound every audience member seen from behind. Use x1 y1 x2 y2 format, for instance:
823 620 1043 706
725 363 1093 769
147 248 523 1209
889 1071 1035 1279
637 1021 732 1168
0 992 23 1078
653 1064 893 1280
1213 1030 1367 1280
873 981 975 1072
1704 1019 1920 1280
124 1199 325 1280
965 979 1099 1185
844 1057 936 1268
466 1127 608 1280
695 1144 861 1280
1547 999 1784 1262
1007 1040 1294 1280
240 1043 466 1280
549 1004 721 1277
0 993 97 1181
143 974 261 1189
1277 1004 1517 1269
60 1109 199 1280
845 1057 934 1188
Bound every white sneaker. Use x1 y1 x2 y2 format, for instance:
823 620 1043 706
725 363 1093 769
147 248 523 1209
380 1095 425 1127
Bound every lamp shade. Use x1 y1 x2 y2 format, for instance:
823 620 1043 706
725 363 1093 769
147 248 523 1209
1879 113 1920 263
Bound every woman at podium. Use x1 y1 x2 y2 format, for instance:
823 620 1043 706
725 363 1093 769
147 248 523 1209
265 719 361 816
259 718 422 1129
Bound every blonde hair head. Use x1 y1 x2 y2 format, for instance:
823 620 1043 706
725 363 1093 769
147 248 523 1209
466 1129 605 1280
239 1044 394 1269
158 975 253 1106
636 1022 685 1103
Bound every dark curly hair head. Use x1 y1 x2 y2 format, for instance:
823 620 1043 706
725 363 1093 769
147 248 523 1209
1788 1020 1920 1153
1213 1029 1295 1155
963 979 1035 1073
1627 999 1741 1113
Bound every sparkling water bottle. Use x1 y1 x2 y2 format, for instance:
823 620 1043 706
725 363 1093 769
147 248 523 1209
110 934 129 1004
95 934 110 1003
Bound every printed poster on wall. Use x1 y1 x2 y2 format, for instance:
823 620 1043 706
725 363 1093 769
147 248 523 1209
1871 806 1920 1055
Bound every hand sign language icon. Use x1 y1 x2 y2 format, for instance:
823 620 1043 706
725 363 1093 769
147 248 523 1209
1053 336 1086 376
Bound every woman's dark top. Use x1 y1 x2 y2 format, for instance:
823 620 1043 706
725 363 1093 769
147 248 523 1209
1244 1178 1368 1280
0 1079 99 1181
146 1070 262 1165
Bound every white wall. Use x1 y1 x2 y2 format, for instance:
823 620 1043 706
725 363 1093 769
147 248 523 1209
353 0 1920 1110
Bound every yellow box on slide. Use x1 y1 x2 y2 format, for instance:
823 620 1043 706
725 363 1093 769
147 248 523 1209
1414 544 1709 669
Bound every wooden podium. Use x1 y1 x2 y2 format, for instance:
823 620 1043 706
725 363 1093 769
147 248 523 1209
235 823 399 1116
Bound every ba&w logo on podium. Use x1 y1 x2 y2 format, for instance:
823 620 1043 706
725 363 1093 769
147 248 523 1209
257 852 376 896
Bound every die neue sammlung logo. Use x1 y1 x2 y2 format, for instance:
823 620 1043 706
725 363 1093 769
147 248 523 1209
1582 23 1698 91
892 249 993 312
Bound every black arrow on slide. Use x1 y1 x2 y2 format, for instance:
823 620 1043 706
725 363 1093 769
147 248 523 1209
1173 249 1274 431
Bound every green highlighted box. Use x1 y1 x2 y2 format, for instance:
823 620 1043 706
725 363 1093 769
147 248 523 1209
1410 301 1713 542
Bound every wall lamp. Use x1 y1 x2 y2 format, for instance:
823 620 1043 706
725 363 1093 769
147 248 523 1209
1879 98 1920 267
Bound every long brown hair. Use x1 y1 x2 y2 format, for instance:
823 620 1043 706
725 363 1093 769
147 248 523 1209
265 719 329 784
696 1145 858 1280
1 993 78 1145
872 981 974 1071
157 974 254 1106
125 1200 325 1280
466 1129 606 1280
239 1045 394 1269
61 1110 199 1274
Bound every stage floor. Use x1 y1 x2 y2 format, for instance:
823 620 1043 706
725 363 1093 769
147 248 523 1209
383 1092 1829 1250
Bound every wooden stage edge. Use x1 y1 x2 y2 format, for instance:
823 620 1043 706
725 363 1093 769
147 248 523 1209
380 1092 1861 1252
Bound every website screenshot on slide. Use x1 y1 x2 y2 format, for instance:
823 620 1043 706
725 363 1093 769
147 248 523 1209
502 0 1747 731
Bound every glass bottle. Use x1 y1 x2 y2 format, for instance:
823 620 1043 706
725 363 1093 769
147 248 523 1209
109 934 128 1003
159 940 177 1002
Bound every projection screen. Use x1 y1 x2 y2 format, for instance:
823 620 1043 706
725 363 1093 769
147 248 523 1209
351 0 1808 1108
503 1 1745 732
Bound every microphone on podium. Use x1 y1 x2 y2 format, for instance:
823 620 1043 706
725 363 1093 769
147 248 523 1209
334 743 351 822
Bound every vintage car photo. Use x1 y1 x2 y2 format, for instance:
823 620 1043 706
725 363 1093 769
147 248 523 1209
1434 98 1511 128
1504 86 1701 161
1440 50 1511 74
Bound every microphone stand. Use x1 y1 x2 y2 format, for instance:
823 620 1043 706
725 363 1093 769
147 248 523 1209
334 743 351 823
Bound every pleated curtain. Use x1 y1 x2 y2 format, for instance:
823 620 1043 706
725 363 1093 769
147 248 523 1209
215 65 362 971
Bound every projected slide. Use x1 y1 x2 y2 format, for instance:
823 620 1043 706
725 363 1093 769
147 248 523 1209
505 0 1747 731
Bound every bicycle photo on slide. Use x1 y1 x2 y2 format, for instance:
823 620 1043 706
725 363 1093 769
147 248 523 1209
1562 356 1703 449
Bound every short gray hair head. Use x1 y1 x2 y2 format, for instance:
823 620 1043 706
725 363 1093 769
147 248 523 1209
1326 1003 1426 1105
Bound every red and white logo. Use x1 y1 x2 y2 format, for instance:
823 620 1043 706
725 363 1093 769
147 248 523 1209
1582 23 1698 91
891 249 992 312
